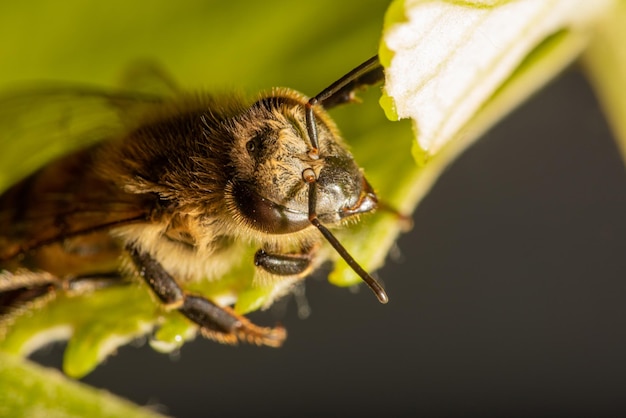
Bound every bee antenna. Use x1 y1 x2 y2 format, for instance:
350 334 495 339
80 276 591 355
304 102 320 159
304 56 382 160
302 168 388 304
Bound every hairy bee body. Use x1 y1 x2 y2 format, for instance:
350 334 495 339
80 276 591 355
2 90 323 289
0 56 387 359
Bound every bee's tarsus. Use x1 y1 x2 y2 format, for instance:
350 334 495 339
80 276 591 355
129 246 286 346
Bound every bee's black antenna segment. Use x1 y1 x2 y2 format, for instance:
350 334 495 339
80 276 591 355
312 217 389 304
313 55 383 109
304 55 384 158
302 171 389 304
304 101 320 158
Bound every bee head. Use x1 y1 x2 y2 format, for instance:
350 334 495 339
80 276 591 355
226 88 387 304
228 90 377 235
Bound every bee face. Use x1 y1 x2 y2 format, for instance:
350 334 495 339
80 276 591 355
227 90 377 236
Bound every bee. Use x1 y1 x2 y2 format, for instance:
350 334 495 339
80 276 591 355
0 56 387 349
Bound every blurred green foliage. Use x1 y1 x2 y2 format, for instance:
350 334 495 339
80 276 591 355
0 0 417 389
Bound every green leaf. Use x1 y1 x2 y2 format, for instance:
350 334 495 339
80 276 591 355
0 351 166 418
0 286 157 378
582 0 626 164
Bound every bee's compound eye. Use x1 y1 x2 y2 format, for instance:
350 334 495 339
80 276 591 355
231 181 310 234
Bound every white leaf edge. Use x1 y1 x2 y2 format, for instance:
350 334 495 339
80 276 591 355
383 0 616 155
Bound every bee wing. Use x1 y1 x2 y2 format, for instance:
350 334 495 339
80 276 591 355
0 84 165 191
117 59 182 97
0 85 163 263
0 144 152 264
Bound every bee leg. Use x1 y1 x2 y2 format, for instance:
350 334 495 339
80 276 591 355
65 272 128 293
128 247 286 347
0 271 58 316
0 271 126 316
254 249 314 276
313 55 384 109
182 296 286 347
375 200 414 232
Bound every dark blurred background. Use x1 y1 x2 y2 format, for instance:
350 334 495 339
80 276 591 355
32 62 626 418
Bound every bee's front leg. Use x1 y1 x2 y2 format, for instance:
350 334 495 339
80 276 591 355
128 247 285 347
254 248 315 277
